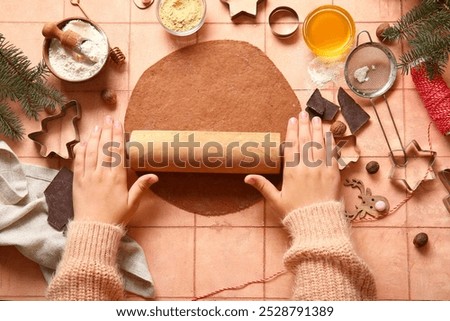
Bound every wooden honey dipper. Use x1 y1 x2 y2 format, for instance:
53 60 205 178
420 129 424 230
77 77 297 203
42 22 98 63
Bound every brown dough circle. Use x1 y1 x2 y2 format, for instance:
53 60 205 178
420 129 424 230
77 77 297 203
125 40 300 215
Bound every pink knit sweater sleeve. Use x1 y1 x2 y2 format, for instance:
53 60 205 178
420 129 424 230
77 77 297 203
46 221 126 301
283 201 376 301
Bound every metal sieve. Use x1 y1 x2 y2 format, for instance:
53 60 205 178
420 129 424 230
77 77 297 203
344 31 406 166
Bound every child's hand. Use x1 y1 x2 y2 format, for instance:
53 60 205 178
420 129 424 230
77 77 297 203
72 116 158 225
245 111 341 218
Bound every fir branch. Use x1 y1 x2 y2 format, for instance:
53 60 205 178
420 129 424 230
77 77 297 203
398 33 450 79
0 102 25 140
0 33 66 139
382 0 450 79
383 0 449 41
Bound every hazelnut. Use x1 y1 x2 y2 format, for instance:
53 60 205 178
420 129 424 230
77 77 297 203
330 121 347 137
366 161 380 174
376 23 391 43
413 232 428 248
101 89 117 106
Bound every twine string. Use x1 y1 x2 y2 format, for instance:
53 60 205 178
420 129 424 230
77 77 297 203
192 269 288 301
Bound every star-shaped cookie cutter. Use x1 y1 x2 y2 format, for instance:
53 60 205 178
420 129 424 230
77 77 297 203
220 0 265 19
334 135 361 170
28 100 81 159
388 139 437 192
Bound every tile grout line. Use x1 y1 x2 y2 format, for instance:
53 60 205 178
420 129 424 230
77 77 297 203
193 209 197 299
400 0 412 301
127 0 132 94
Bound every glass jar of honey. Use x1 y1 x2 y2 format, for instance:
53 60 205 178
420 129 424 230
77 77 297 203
303 5 355 59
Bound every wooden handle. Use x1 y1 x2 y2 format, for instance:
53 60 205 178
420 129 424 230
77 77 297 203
42 22 82 50
127 130 281 174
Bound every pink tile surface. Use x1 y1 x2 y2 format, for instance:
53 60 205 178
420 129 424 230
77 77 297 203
1 0 449 301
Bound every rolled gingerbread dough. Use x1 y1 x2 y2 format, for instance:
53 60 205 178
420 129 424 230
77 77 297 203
125 40 300 215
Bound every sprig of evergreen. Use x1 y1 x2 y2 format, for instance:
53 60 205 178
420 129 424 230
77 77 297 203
0 102 24 140
382 0 450 79
0 33 66 140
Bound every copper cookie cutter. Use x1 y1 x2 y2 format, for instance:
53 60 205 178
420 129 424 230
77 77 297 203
438 169 450 213
28 100 81 159
268 6 299 38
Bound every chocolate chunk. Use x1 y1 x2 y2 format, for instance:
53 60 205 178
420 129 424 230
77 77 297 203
306 88 340 121
322 99 340 121
306 89 325 118
44 167 74 231
338 87 370 134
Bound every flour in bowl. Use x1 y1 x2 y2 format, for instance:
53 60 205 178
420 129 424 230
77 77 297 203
48 20 109 81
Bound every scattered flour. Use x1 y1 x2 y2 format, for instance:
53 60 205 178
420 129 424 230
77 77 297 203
48 20 108 81
307 57 344 88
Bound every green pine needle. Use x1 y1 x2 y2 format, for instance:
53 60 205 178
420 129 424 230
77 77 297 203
0 102 25 140
382 0 450 79
0 33 66 140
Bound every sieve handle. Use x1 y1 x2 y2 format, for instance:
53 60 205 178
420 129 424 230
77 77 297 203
356 30 373 46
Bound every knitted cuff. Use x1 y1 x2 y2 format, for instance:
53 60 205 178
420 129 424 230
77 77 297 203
64 221 125 266
282 201 350 246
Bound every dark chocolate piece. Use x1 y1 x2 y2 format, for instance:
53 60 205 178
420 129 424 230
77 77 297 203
306 89 325 118
306 88 340 121
322 99 340 121
44 167 74 231
338 87 370 134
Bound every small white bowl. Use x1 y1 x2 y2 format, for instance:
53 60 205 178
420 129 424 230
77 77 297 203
156 0 207 36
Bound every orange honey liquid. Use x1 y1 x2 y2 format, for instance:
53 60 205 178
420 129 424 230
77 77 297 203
303 6 355 58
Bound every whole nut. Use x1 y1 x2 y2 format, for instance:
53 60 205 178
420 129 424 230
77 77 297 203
366 161 380 174
101 89 117 106
376 23 391 43
330 121 347 137
413 232 428 248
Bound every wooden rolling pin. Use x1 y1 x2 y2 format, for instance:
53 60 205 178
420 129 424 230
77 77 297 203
127 130 281 174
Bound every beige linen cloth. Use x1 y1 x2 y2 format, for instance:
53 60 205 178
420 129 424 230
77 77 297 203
0 141 154 298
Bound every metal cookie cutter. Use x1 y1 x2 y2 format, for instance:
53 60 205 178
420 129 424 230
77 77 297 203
438 169 450 213
28 100 81 159
221 0 265 19
269 7 299 38
388 139 436 192
334 135 361 170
